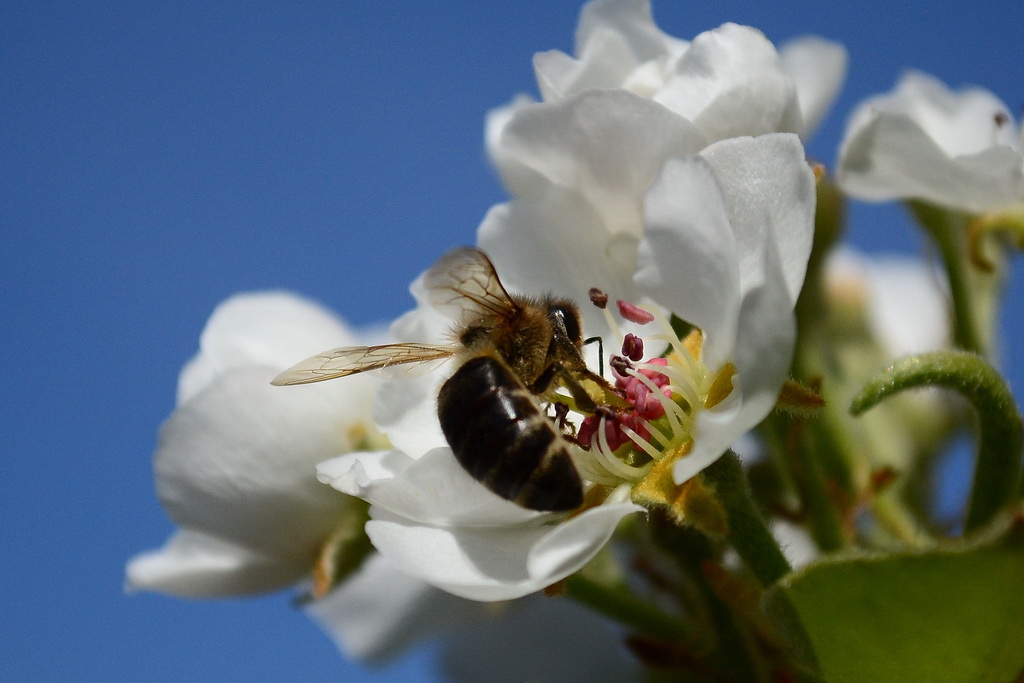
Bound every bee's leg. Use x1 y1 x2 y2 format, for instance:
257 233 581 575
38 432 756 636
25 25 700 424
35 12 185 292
552 401 576 436
530 364 594 410
583 335 604 376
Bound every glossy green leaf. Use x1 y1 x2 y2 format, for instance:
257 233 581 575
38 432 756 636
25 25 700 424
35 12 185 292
764 519 1024 682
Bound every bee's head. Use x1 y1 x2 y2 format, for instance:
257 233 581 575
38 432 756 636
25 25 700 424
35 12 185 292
547 299 583 347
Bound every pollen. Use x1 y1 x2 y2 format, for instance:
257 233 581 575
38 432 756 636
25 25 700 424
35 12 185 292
571 301 739 504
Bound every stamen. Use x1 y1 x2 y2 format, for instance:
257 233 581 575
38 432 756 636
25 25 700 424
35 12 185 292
594 415 645 480
638 417 671 449
573 452 620 487
601 305 625 344
638 361 700 409
617 300 655 324
609 355 633 378
626 367 685 435
619 423 661 460
621 333 644 361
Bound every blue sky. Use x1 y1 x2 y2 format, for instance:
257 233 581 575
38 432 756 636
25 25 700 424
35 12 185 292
3 1 1022 680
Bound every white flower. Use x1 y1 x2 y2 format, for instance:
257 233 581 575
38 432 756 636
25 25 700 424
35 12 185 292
126 292 381 598
320 130 814 600
319 447 641 601
526 0 846 143
483 91 814 487
822 247 957 471
483 88 709 337
311 553 640 677
437 592 640 681
126 292 427 660
306 553 483 661
127 294 658 673
837 70 1024 213
825 246 951 358
633 133 815 483
316 3 815 603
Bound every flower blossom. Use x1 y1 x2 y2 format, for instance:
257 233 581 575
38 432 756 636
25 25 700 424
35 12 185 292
318 131 815 600
124 292 468 661
125 292 383 598
480 2 838 342
825 246 951 359
491 0 846 154
129 292 646 670
312 0 818 603
837 70 1024 214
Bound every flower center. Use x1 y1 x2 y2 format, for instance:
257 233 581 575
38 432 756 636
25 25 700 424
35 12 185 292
568 299 736 498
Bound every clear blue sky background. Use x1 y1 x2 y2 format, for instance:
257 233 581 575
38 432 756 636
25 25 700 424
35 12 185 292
3 1 1022 680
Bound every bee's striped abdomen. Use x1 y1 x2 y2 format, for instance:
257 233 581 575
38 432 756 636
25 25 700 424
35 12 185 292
437 355 584 512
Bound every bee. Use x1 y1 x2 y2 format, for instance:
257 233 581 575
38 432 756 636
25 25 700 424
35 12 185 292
272 247 613 511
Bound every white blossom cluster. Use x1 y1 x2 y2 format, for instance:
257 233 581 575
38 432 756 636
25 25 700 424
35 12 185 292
127 0 1016 670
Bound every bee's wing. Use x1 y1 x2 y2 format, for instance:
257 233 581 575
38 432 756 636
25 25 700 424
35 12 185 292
424 247 520 325
271 343 456 386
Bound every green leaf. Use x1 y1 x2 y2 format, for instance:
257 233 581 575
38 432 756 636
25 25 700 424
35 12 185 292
764 517 1024 682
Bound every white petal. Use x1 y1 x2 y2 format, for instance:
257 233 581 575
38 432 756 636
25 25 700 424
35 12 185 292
894 71 1020 155
372 282 453 457
527 497 642 580
156 366 367 562
730 239 798 424
366 500 638 602
125 530 300 597
478 195 641 341
839 109 1024 212
778 36 847 139
700 133 816 307
636 155 740 367
827 247 951 357
495 89 707 232
485 94 536 188
374 371 449 458
674 239 796 484
656 23 803 142
324 448 542 527
864 258 951 357
534 30 637 102
837 71 1024 212
306 553 484 662
178 291 359 404
574 0 677 64
317 449 410 494
773 520 819 569
365 515 549 601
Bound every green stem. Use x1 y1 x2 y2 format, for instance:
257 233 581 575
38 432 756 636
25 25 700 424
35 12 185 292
702 451 792 586
563 573 692 641
851 351 1023 533
762 413 848 554
792 423 848 552
909 201 987 355
648 515 767 680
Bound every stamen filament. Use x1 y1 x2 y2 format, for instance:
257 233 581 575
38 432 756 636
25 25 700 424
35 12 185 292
625 367 688 434
619 424 661 460
594 416 646 480
639 417 671 449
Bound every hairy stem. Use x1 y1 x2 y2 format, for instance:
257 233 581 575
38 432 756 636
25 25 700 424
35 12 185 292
851 351 1022 533
702 450 792 586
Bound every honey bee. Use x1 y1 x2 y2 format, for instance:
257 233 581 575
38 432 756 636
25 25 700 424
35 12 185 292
272 247 613 511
